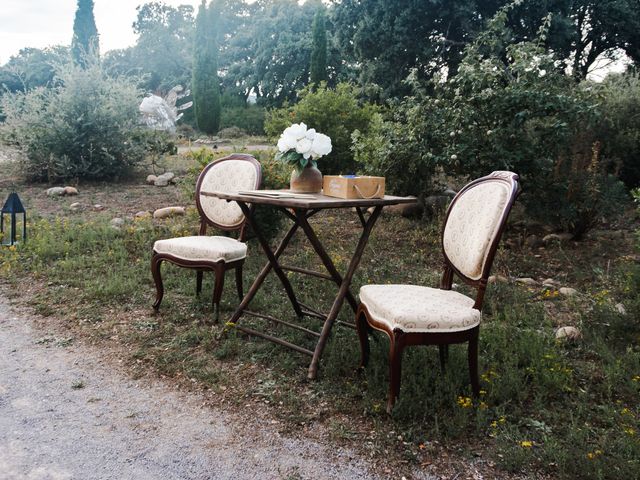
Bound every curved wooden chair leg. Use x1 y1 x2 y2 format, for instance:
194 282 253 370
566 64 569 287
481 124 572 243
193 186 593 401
151 254 164 310
355 308 370 370
439 344 449 372
468 328 480 397
387 332 404 414
212 264 225 323
235 263 244 301
196 270 203 295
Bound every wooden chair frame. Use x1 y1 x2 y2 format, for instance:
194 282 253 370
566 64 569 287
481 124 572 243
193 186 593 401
356 171 520 412
151 154 262 321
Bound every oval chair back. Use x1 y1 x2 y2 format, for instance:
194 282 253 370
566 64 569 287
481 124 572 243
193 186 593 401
195 154 262 233
441 171 520 309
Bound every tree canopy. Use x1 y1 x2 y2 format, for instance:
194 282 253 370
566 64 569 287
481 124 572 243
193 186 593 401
71 0 99 66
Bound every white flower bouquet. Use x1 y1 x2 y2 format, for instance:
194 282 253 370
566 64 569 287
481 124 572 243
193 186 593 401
276 122 332 171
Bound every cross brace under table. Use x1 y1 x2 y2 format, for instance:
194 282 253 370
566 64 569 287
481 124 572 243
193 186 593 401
227 202 382 379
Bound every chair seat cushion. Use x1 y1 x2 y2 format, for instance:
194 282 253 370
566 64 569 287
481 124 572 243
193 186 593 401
359 284 481 333
153 236 247 263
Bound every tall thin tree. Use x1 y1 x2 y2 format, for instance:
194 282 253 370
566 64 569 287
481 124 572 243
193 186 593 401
310 7 328 86
192 0 221 134
71 0 99 67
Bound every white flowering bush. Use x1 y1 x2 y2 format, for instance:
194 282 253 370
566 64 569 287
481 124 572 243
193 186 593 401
275 122 332 171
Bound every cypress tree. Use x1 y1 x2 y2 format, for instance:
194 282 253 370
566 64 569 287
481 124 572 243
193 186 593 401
310 7 328 86
192 0 221 134
71 0 99 67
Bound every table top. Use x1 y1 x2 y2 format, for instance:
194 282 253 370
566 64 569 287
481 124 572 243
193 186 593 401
201 190 417 209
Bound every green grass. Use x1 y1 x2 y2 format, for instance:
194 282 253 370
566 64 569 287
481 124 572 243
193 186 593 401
1 210 639 479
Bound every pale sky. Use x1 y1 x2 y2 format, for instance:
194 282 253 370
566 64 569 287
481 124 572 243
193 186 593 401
0 0 203 65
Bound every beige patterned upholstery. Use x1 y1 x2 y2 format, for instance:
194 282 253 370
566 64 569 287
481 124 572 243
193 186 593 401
153 236 247 263
360 284 481 333
442 181 510 280
198 159 260 228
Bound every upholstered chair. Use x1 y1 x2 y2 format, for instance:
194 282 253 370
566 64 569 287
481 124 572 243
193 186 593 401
151 154 262 321
356 171 520 412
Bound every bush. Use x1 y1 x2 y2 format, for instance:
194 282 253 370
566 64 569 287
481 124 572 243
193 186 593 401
0 61 146 181
352 7 628 237
264 83 378 175
219 106 266 135
597 73 640 189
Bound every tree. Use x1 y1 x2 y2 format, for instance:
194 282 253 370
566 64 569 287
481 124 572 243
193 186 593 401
71 0 99 66
192 0 221 133
310 7 328 85
0 46 69 92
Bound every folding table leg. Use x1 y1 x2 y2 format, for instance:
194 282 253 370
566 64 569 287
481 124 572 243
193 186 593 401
307 205 383 379
294 209 359 313
233 202 303 321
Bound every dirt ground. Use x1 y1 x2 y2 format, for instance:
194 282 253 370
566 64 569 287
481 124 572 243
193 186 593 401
0 294 412 480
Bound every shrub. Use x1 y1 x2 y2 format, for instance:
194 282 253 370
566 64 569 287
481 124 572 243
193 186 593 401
219 105 266 136
217 126 247 139
0 61 146 181
264 83 378 175
596 73 640 189
352 7 628 237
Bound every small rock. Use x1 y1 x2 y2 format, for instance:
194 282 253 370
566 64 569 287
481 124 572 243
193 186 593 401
69 202 84 212
46 187 66 197
543 233 573 245
93 204 105 211
154 172 175 187
615 303 627 315
135 210 152 219
146 174 158 185
63 186 78 196
515 277 537 286
488 275 509 284
555 326 582 341
153 206 185 219
542 278 560 287
559 287 578 297
110 217 125 228
525 235 544 249
386 202 424 218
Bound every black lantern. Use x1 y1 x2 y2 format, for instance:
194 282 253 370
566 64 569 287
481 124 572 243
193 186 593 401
1 193 27 246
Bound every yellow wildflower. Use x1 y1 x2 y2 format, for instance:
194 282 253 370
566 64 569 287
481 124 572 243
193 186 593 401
456 396 473 408
520 440 533 448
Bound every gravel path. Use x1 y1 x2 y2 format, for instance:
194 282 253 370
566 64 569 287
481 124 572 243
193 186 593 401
0 296 383 480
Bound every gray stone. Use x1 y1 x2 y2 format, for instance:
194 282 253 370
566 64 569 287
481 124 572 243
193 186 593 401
69 202 84 212
154 172 175 187
488 275 509 284
46 187 66 197
63 186 78 196
542 278 560 287
93 204 105 211
515 277 537 286
110 218 125 228
615 303 627 315
559 287 578 297
543 233 573 245
135 211 152 219
525 235 544 249
153 206 185 219
386 202 424 218
146 174 158 185
555 326 581 340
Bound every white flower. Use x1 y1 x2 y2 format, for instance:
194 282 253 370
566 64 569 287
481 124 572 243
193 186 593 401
296 137 313 158
277 122 308 152
310 132 332 159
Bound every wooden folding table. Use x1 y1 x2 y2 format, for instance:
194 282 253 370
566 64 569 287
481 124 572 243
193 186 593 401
201 190 416 379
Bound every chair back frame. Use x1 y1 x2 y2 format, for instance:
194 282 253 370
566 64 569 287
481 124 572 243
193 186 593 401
439 171 520 310
194 153 262 240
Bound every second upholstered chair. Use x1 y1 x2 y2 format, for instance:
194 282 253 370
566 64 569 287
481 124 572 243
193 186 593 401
151 154 261 321
356 171 520 412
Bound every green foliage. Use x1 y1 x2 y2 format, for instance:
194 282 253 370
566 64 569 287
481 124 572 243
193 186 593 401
310 7 328 86
597 73 640 188
218 94 265 135
265 83 378 174
0 46 70 93
103 2 194 94
0 61 145 181
192 0 221 134
353 7 628 236
71 0 99 67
